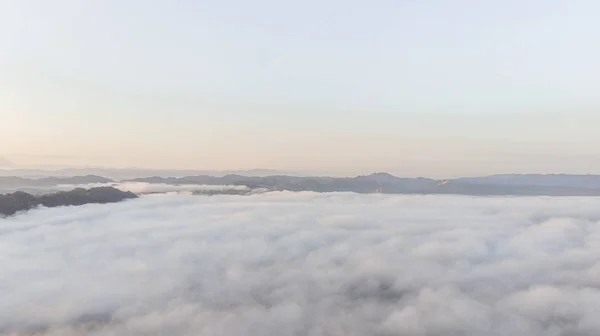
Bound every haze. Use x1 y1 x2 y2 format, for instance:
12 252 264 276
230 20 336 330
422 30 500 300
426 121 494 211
2 0 600 177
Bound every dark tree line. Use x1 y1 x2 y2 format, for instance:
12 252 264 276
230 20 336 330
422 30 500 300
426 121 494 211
0 187 137 217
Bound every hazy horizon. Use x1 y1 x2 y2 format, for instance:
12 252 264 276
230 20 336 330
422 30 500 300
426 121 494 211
2 1 600 176
4 153 600 179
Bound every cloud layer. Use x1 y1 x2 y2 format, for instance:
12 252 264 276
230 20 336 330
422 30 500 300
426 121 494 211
2 193 600 335
58 182 250 194
2 183 248 198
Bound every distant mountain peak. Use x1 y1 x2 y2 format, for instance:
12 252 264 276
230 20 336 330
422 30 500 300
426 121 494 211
356 172 400 182
367 172 397 178
0 157 15 168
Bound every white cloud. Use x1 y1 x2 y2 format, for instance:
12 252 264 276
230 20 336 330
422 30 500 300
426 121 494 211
55 182 250 194
2 182 249 196
1 193 600 335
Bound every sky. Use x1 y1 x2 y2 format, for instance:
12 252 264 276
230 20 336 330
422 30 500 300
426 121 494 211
1 0 600 177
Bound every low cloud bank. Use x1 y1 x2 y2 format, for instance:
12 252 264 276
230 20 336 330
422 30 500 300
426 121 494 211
56 182 250 195
2 193 600 335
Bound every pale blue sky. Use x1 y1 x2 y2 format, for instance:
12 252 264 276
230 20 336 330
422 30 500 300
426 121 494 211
1 0 600 176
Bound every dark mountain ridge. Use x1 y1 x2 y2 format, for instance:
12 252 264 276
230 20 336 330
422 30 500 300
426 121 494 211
124 173 600 196
4 173 600 200
0 187 137 217
455 174 600 189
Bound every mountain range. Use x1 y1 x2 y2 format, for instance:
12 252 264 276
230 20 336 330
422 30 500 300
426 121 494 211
126 172 600 196
0 168 299 179
4 173 600 196
0 175 112 188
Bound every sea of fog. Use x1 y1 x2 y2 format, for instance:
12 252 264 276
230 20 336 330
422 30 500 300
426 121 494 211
2 192 600 335
0 182 250 196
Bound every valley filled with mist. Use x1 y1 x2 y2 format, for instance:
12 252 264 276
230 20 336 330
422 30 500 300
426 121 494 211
2 191 600 335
